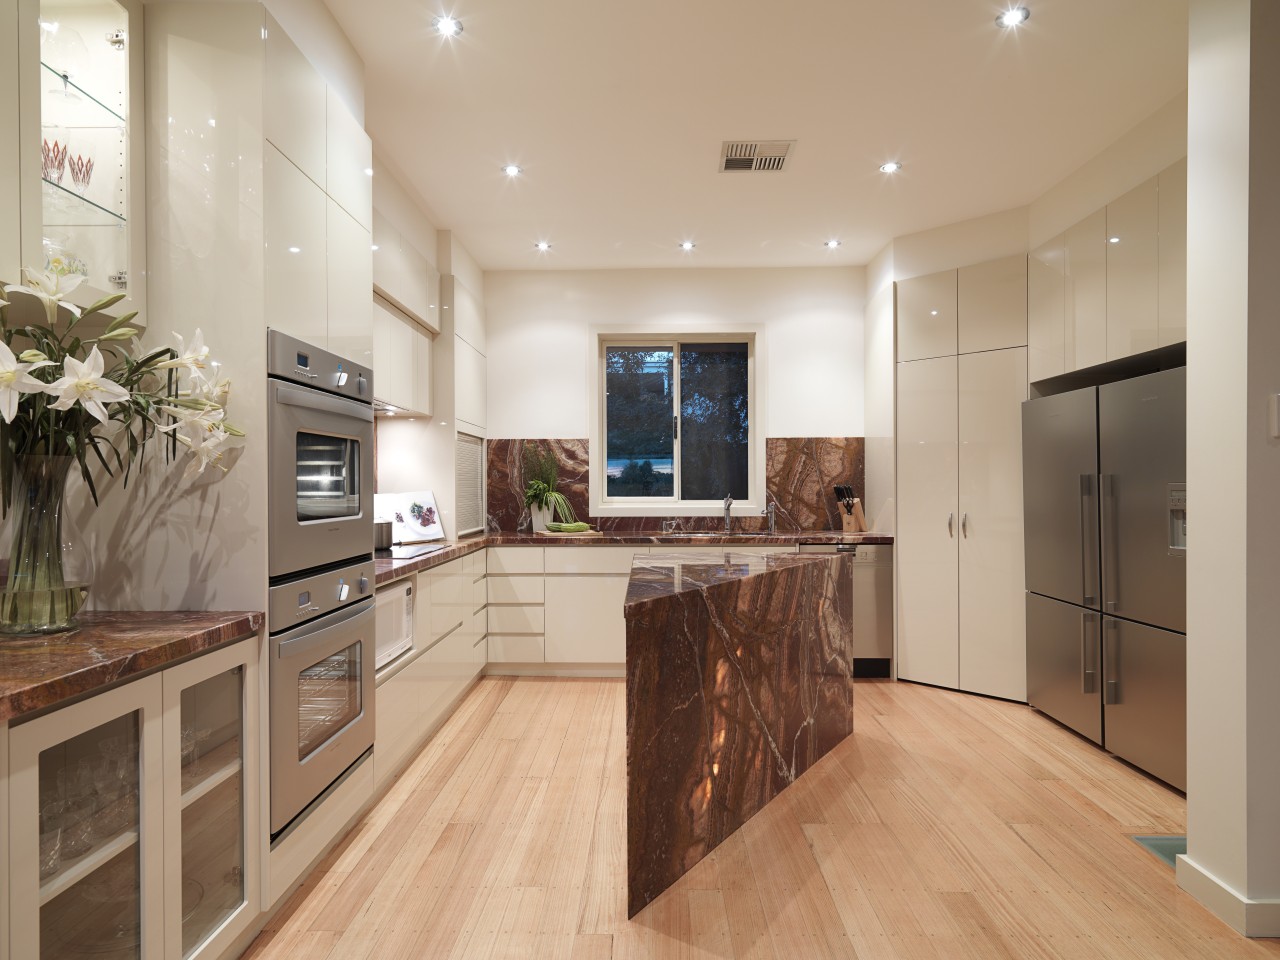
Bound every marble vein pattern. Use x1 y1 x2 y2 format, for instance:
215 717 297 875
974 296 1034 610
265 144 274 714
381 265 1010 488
486 437 866 533
0 611 264 722
623 551 854 916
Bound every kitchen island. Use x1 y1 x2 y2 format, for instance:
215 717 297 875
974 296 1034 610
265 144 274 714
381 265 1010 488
624 550 854 916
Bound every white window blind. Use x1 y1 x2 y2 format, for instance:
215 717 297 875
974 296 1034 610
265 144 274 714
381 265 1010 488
455 432 485 535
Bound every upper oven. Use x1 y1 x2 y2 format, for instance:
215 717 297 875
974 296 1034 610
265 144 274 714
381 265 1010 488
267 330 374 579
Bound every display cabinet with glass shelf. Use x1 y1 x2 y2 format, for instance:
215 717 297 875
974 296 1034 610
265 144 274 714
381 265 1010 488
16 0 145 323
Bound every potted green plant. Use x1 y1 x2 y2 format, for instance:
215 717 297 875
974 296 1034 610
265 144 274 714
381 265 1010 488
522 443 577 532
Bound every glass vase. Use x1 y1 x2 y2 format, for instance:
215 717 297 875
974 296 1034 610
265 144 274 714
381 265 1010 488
0 455 93 635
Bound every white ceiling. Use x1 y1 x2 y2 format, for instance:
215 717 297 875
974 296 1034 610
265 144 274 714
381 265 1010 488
323 0 1189 271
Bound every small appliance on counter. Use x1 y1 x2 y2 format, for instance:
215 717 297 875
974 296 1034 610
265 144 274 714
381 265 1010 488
374 490 448 561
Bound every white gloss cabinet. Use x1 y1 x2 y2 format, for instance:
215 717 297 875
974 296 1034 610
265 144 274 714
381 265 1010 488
455 337 488 432
1028 235 1067 382
372 295 433 415
544 576 631 663
262 14 326 188
1065 208 1109 372
958 254 1027 354
324 89 372 231
327 199 373 366
1106 176 1160 360
264 143 327 348
958 348 1028 701
896 269 957 362
895 356 960 689
371 209 438 333
1158 158 1187 347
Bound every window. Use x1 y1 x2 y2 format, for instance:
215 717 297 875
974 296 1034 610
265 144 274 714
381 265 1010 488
601 338 753 506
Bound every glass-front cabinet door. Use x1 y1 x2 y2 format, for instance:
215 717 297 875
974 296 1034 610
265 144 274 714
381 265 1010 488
161 640 259 960
16 0 145 320
8 675 165 960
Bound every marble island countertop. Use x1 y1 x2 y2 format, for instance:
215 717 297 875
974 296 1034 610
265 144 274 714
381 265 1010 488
624 549 837 610
375 530 892 585
0 611 264 723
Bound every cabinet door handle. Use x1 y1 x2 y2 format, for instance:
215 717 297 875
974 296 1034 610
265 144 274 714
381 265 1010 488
961 512 968 538
947 512 954 538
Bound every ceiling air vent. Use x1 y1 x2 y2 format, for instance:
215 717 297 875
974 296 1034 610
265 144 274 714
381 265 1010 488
720 140 794 173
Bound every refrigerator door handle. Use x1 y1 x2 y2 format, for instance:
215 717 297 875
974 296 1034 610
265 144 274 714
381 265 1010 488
1080 474 1099 607
1081 612 1098 694
1101 474 1119 612
1103 617 1120 704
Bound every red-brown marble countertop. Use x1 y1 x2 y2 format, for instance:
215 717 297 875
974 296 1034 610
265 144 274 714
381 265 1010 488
374 531 893 586
0 611 263 723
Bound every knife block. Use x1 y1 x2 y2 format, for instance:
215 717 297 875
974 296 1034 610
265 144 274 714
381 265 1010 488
840 499 868 533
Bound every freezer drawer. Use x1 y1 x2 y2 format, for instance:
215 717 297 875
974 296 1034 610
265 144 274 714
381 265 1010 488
1022 387 1100 609
1098 367 1186 633
1026 593 1102 744
1103 616 1186 790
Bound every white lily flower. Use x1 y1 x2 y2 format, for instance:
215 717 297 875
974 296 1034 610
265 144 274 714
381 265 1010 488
0 341 53 423
175 421 231 480
153 329 209 376
45 345 131 423
3 268 84 327
154 402 225 433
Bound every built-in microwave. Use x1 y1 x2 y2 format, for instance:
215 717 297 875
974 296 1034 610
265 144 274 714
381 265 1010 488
267 331 375 579
375 577 415 670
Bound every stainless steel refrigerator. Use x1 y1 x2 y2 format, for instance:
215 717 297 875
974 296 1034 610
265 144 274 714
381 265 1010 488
1022 366 1186 790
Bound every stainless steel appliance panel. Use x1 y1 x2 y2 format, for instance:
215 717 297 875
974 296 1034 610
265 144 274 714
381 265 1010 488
268 328 372 401
270 598 375 833
1102 615 1187 790
1022 387 1100 608
798 543 894 665
268 378 375 577
268 558 375 634
1099 367 1186 632
1026 592 1102 745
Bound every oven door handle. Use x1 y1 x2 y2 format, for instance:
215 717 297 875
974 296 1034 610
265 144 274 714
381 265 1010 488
277 600 374 661
275 382 374 423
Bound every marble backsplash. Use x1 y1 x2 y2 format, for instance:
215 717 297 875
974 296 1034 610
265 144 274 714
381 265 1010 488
486 437 864 533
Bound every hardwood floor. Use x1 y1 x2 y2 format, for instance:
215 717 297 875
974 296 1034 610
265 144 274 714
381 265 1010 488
244 677 1280 960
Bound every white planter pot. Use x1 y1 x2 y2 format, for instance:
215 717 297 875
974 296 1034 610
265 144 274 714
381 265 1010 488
530 504 553 532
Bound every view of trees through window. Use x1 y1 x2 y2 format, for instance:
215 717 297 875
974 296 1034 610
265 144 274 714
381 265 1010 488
604 342 749 500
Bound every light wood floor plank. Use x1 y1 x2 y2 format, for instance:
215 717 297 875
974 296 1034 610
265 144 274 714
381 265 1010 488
244 676 1280 960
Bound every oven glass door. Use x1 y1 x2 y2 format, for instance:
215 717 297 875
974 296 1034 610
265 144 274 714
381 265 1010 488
297 640 363 760
296 432 361 522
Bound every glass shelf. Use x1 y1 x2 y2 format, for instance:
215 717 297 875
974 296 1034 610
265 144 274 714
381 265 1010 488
41 61 125 126
42 176 126 226
39 823 140 907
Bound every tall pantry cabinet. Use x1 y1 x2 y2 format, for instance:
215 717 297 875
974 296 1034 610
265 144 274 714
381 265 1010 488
896 255 1029 701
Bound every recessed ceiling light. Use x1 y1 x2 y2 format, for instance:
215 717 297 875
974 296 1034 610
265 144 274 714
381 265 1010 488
535 241 551 252
680 241 696 252
1109 236 1121 243
825 239 841 250
504 164 522 177
996 7 1030 28
433 15 462 36
931 310 939 316
879 161 902 174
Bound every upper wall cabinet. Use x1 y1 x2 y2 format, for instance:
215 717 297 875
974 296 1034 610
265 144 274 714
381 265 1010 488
325 89 371 231
1106 176 1160 360
958 254 1027 354
16 0 146 320
1158 158 1187 347
264 143 327 348
372 209 438 332
372 294 433 415
327 199 374 365
1028 234 1066 382
263 15 326 187
1065 208 1108 371
897 269 957 362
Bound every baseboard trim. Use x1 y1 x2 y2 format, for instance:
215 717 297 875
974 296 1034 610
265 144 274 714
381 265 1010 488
1177 854 1280 936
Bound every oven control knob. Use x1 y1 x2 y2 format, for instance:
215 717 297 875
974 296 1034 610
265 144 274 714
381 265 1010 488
337 581 350 602
357 374 367 396
358 576 370 594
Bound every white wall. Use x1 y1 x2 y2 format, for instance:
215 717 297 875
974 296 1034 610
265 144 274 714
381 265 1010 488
484 266 865 440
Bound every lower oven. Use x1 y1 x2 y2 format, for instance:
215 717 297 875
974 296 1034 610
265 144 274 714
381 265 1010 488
269 558 376 837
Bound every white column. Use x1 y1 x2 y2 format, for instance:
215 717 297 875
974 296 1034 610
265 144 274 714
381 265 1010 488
1178 0 1280 935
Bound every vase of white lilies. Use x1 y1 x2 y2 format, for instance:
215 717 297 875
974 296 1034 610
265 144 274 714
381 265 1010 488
0 269 241 634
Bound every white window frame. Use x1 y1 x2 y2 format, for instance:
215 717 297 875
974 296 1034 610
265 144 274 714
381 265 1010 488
589 331 764 517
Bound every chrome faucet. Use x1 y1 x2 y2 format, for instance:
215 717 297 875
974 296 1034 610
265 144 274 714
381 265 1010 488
723 493 734 533
761 500 776 535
